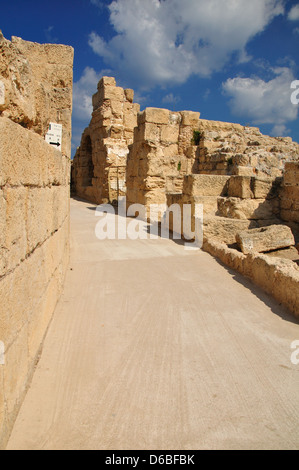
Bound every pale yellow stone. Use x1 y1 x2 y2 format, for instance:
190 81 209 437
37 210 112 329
139 107 170 125
236 225 295 254
180 111 200 126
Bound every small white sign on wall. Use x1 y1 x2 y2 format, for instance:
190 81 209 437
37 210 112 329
45 122 62 151
0 81 5 105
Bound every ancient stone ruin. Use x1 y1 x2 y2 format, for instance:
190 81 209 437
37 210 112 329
0 33 73 448
0 33 299 447
72 77 140 204
72 76 299 316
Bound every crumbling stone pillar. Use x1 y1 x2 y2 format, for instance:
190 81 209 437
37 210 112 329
72 77 140 204
126 108 200 220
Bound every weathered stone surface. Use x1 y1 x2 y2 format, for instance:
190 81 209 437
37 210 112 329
139 107 170 125
253 177 279 199
204 216 257 244
124 88 134 103
0 35 72 449
197 119 299 177
218 197 275 220
183 175 230 197
73 77 140 204
126 110 204 214
180 111 200 126
236 225 295 254
0 33 73 157
228 176 253 199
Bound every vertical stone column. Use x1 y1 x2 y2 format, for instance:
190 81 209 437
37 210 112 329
126 108 200 220
72 77 140 204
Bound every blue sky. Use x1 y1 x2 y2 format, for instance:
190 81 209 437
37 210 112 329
1 0 299 156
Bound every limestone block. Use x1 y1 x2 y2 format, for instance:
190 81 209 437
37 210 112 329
139 108 170 125
183 175 230 197
217 197 274 220
160 125 179 144
5 187 27 269
234 166 255 177
96 102 112 120
0 117 69 187
283 162 299 186
97 76 116 89
191 196 218 215
98 85 124 102
161 144 178 158
124 88 134 102
180 111 200 126
124 111 138 131
228 176 253 199
236 225 295 254
253 177 278 199
140 122 160 142
26 188 53 253
203 215 256 244
110 100 123 119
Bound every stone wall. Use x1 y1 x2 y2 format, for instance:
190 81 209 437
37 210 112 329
195 119 299 178
0 35 73 449
0 33 73 157
126 108 200 220
72 77 140 204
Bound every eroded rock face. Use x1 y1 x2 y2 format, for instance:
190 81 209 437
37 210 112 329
236 225 295 254
0 32 73 156
197 119 299 178
217 197 278 220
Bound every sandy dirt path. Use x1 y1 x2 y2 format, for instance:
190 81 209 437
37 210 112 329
7 198 299 450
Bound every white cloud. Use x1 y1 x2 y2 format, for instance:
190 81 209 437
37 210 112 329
222 67 298 134
90 0 105 8
72 66 111 120
44 26 58 43
271 124 290 136
288 4 299 20
162 93 181 105
88 0 284 88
